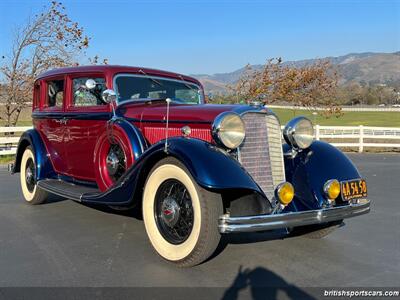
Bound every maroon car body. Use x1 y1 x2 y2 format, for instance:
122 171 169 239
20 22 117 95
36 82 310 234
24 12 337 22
11 65 370 267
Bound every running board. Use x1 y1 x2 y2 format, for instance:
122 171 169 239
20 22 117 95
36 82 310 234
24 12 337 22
37 179 100 201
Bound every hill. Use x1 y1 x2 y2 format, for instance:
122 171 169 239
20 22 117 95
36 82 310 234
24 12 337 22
193 52 400 94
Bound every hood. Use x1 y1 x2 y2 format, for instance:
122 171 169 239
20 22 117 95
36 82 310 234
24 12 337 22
119 102 263 124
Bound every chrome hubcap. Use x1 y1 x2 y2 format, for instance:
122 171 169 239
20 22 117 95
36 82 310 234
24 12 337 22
25 158 35 193
25 167 33 183
160 197 181 227
105 143 126 182
106 151 120 176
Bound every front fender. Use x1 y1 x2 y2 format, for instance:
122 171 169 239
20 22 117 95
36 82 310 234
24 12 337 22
166 138 262 192
284 141 361 211
13 129 55 180
82 137 263 205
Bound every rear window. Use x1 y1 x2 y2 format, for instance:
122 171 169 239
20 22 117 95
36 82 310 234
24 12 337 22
46 79 64 107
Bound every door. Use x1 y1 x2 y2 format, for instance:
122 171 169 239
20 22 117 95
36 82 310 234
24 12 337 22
36 77 68 174
63 74 110 181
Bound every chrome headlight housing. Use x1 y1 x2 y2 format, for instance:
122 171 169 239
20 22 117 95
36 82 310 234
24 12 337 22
283 116 314 149
212 112 245 149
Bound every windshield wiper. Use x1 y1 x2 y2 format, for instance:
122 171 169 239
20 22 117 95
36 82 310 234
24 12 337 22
178 75 197 91
138 69 163 87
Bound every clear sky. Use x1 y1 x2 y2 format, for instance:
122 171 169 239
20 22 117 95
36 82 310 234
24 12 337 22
0 0 399 75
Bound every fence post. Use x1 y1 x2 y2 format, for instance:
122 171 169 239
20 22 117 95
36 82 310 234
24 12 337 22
359 125 364 153
315 124 320 141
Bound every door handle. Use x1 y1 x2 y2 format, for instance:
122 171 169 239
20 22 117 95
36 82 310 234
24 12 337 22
54 118 68 125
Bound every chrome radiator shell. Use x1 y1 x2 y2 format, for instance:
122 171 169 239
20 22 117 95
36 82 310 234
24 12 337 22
238 112 285 202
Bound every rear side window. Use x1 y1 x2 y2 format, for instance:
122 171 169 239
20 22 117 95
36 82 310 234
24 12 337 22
72 77 107 106
33 82 40 109
47 80 64 107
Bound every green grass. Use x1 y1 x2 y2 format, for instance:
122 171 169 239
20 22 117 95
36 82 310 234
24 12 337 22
272 108 400 127
0 155 14 164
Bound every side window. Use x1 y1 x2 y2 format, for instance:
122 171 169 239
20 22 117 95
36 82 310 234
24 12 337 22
47 80 64 107
72 77 106 106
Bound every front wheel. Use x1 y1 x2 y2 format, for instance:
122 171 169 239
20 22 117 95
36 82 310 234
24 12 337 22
20 146 49 205
142 157 223 267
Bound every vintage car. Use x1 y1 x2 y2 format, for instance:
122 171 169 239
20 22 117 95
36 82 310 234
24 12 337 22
10 65 370 267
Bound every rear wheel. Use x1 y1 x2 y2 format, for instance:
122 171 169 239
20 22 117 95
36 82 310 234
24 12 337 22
20 146 49 205
142 157 223 267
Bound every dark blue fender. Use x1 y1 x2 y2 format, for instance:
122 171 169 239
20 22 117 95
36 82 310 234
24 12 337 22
112 118 147 160
284 141 361 212
82 137 263 205
12 129 56 180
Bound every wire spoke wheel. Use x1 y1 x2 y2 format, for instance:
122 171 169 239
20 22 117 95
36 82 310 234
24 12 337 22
154 179 194 245
20 146 48 205
25 158 36 193
142 157 223 266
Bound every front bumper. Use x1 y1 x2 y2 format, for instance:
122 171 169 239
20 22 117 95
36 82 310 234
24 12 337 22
219 199 370 233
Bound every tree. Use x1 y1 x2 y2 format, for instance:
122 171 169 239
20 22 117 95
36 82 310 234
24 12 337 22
233 58 340 116
336 83 364 105
0 1 90 126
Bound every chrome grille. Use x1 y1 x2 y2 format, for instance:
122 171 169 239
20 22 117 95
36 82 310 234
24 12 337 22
239 113 285 202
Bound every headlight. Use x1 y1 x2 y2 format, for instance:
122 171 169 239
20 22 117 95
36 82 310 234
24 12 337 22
283 116 314 149
212 112 245 149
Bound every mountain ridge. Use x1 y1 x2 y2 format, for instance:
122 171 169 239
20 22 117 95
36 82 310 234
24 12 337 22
192 52 400 94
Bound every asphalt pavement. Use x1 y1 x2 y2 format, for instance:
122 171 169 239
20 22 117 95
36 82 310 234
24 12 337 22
0 154 399 299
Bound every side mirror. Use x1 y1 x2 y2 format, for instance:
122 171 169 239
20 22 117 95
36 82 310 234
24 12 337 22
85 79 97 90
102 89 117 104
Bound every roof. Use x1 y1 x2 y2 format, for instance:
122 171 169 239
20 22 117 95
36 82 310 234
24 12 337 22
36 65 201 86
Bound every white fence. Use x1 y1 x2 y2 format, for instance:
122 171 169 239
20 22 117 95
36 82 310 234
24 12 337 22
1 125 400 156
268 105 400 112
0 127 32 156
312 125 400 153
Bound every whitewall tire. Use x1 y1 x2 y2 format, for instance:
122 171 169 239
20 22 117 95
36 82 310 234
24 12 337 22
20 147 48 205
142 157 223 267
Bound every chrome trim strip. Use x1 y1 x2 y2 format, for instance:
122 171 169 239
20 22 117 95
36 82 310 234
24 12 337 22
219 199 370 233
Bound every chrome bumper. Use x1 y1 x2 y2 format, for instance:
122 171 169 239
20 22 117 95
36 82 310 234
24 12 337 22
219 199 370 233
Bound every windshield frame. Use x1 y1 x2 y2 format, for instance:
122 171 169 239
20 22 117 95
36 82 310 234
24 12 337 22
113 73 204 106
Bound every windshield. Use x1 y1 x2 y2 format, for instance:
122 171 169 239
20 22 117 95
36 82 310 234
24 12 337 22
114 74 203 104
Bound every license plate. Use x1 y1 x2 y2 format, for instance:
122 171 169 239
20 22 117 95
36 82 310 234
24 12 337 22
340 179 367 201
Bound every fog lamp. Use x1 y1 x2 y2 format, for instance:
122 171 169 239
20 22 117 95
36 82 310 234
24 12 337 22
275 182 295 206
324 179 341 200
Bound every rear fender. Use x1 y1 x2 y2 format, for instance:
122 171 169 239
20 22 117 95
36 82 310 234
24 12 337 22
12 129 56 180
93 118 147 191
